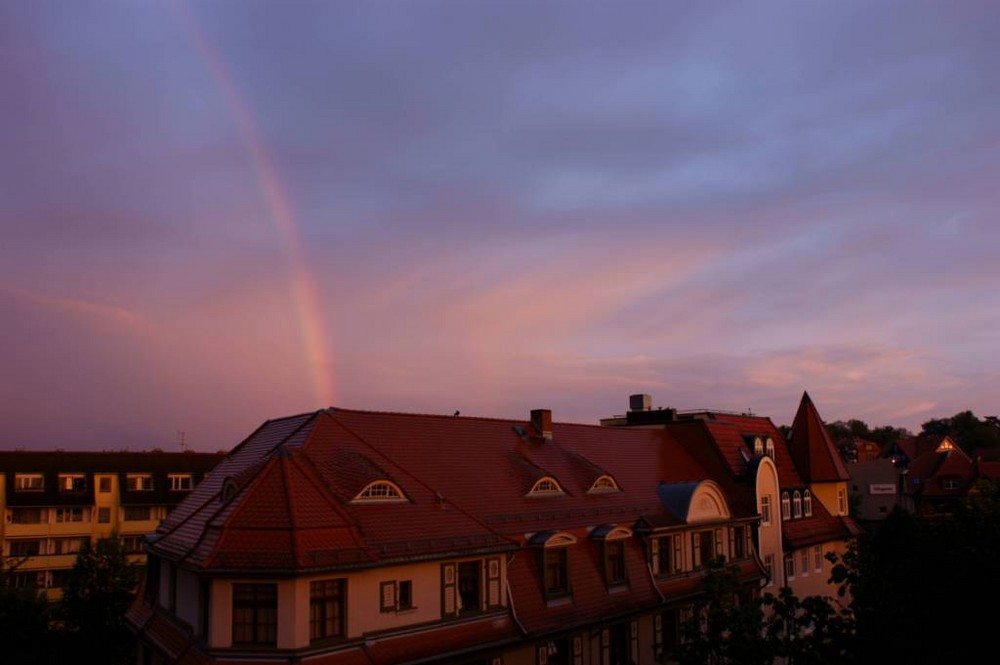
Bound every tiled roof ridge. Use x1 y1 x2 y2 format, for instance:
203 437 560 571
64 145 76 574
322 411 518 548
279 454 301 566
288 446 374 559
221 410 319 461
326 406 615 431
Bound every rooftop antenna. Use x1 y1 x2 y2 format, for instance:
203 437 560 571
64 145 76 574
177 430 188 452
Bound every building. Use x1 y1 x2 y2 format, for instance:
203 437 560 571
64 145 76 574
846 459 906 521
129 407 767 665
1 451 223 600
602 392 859 600
901 436 976 517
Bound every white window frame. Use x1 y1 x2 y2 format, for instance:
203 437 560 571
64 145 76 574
764 554 775 587
14 473 44 492
781 492 791 521
813 545 823 572
803 490 813 517
784 553 795 580
126 473 154 491
792 491 802 519
837 488 847 514
761 495 772 526
168 474 193 491
58 473 87 492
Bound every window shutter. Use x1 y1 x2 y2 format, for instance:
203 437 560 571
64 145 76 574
380 581 396 613
487 557 501 608
441 563 457 617
650 540 660 575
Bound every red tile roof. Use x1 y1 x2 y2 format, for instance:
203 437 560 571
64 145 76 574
782 498 860 550
788 392 850 483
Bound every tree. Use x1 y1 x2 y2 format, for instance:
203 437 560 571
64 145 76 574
62 534 141 664
0 555 64 664
920 410 1000 454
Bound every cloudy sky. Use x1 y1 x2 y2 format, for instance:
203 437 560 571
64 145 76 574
2 0 998 451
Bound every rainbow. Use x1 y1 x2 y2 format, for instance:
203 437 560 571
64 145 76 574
173 2 335 407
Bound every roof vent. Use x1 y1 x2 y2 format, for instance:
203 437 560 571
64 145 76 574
531 409 553 441
629 394 652 412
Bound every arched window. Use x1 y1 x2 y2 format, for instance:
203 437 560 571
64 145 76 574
753 437 764 456
803 490 813 517
352 480 407 503
792 490 802 518
221 477 238 503
781 492 791 521
765 438 775 458
588 475 620 494
528 477 565 496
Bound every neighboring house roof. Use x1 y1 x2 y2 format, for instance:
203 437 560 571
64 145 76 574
788 392 850 483
905 437 975 497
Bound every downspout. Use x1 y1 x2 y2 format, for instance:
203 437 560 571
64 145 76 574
505 551 528 635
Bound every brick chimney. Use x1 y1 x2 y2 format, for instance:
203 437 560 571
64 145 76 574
531 409 553 441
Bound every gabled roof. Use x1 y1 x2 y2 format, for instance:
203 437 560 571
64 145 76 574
788 392 850 483
905 438 975 497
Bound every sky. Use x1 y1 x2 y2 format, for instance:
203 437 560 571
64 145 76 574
2 0 999 451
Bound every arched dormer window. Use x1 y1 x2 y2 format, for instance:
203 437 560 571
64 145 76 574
527 531 576 599
221 477 237 503
792 490 802 518
352 480 408 503
528 477 565 497
803 490 813 517
753 437 764 456
765 438 775 458
587 475 620 494
781 492 791 521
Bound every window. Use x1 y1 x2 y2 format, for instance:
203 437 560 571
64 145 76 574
784 553 794 580
730 525 747 560
792 491 802 519
761 495 772 526
98 507 111 523
8 539 42 557
380 580 414 612
126 473 153 491
168 474 193 491
653 534 682 577
14 473 44 492
781 492 791 521
352 480 406 503
799 549 809 576
98 476 112 493
310 578 345 641
837 489 847 514
10 508 46 524
753 437 763 455
693 530 716 568
58 473 87 492
55 537 87 555
942 478 959 490
803 490 813 517
813 546 823 572
232 583 278 645
8 571 43 589
588 475 620 494
123 536 146 554
765 438 775 458
764 554 775 587
543 548 570 599
604 540 627 587
55 507 86 523
458 560 483 612
528 477 565 496
124 506 151 521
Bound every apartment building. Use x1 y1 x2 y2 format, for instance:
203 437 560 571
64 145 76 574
1 451 223 600
128 407 766 665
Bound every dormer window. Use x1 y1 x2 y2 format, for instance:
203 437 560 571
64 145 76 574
753 437 764 455
528 477 565 497
792 491 802 519
765 438 775 458
587 475 620 494
803 490 813 517
126 473 153 492
781 492 791 521
58 474 87 492
353 480 407 503
14 474 44 492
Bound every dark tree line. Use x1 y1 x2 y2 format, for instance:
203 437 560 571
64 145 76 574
0 534 140 665
670 481 1000 664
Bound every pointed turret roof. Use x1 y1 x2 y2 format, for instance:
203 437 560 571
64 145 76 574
788 391 851 483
